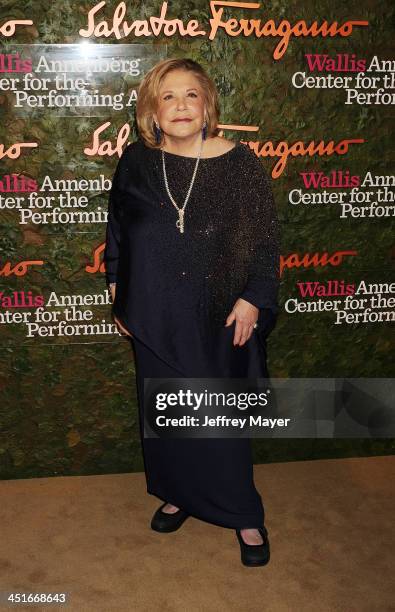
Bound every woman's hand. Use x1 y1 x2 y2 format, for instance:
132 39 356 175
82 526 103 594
225 298 259 346
113 314 133 338
109 283 133 338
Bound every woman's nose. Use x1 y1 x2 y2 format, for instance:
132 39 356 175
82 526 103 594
176 97 187 109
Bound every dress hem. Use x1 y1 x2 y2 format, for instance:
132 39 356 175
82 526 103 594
146 487 265 531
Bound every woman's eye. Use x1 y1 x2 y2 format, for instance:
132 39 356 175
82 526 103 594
163 93 198 100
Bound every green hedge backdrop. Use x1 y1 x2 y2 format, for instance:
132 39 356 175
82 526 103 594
0 0 394 478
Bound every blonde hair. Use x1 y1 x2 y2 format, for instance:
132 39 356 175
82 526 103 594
136 58 221 149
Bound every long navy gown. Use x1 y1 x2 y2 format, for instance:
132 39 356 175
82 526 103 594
104 137 280 530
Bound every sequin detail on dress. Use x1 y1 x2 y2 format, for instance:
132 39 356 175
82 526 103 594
150 140 280 329
104 138 280 342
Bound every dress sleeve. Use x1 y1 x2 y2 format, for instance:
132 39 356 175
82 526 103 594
103 149 127 285
238 150 281 314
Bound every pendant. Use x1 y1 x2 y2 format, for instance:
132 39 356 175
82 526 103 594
176 209 185 233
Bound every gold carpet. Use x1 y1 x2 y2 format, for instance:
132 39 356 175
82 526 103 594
1 455 393 611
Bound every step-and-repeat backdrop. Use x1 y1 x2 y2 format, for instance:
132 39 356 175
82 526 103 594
1 1 393 477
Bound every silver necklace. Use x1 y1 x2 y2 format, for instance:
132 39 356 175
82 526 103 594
161 138 204 234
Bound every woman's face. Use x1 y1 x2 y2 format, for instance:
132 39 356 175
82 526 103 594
153 69 206 142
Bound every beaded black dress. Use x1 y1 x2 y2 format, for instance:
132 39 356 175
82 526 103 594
104 137 280 530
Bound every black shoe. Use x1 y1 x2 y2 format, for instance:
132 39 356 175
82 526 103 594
235 526 270 566
151 503 190 533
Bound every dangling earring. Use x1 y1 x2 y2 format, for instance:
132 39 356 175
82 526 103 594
202 119 208 141
153 120 161 145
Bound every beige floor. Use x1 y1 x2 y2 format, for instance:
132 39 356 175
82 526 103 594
1 455 394 612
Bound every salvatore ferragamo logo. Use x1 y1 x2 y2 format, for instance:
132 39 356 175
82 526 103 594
79 1 369 60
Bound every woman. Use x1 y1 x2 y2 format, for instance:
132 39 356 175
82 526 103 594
104 58 280 567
